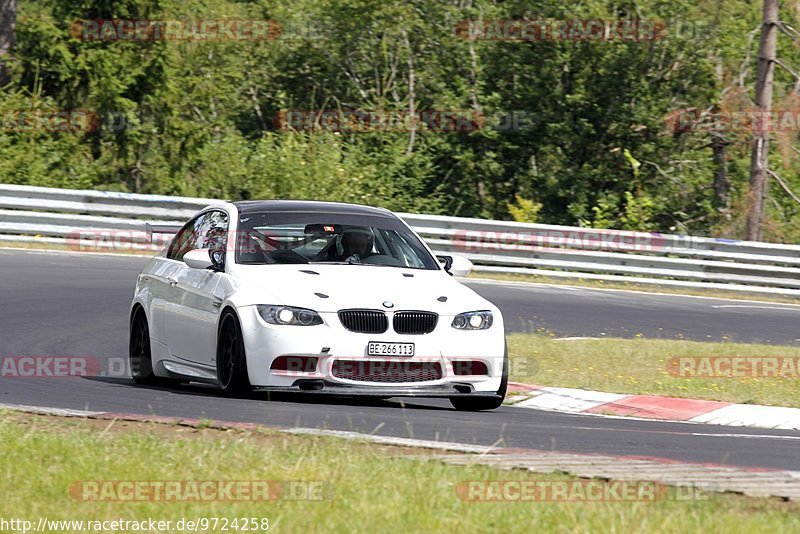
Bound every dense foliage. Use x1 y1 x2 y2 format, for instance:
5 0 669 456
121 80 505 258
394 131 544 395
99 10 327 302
1 0 799 239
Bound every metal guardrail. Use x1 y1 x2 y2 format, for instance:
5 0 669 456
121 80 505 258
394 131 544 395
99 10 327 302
2 183 800 297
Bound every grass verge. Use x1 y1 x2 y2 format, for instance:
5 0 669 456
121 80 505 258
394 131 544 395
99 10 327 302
0 411 797 533
508 334 800 407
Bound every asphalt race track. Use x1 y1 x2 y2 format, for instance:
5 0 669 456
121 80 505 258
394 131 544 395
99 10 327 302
470 279 800 344
1 249 799 471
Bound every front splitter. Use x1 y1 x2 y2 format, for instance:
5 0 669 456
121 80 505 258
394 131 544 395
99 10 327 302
252 380 499 398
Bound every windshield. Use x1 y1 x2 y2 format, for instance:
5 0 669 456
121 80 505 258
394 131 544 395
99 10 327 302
234 210 439 270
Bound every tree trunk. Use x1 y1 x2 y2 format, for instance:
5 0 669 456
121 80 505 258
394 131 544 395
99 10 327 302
401 29 416 156
0 0 16 86
744 0 778 241
711 133 730 217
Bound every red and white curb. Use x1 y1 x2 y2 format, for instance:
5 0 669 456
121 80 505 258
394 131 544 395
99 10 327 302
507 382 800 430
3 401 800 501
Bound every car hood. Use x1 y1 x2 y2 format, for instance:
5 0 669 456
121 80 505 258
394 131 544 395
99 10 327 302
231 264 494 314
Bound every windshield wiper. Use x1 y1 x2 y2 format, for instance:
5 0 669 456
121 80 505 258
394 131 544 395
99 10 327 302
309 261 397 268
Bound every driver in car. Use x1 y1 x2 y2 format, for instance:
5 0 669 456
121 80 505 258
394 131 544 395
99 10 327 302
334 227 374 263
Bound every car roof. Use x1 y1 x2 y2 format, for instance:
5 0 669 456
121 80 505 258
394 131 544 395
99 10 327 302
233 200 395 218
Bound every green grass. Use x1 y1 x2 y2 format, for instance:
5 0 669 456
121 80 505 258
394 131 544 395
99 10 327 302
508 334 800 407
0 412 798 533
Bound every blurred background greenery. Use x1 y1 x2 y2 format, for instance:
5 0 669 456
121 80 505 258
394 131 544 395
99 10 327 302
1 0 799 241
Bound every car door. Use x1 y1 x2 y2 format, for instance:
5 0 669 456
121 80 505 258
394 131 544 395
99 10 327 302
148 216 203 345
164 210 229 366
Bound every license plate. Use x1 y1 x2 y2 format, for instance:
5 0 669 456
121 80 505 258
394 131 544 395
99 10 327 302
367 342 415 357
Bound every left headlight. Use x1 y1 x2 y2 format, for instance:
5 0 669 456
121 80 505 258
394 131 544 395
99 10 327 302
257 305 323 326
451 310 493 330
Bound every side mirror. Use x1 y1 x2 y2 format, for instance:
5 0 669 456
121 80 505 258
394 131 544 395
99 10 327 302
184 249 213 270
437 254 473 277
436 255 453 273
210 249 225 272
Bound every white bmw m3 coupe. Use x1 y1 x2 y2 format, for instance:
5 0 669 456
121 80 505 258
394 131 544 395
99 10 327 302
129 200 507 410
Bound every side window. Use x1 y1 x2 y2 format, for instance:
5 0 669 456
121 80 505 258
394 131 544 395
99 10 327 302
195 211 229 252
167 217 201 261
166 211 228 261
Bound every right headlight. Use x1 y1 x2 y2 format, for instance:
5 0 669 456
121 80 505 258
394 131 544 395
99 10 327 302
257 305 323 326
451 310 493 330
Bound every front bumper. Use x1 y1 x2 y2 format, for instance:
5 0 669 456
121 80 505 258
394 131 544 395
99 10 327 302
238 306 506 394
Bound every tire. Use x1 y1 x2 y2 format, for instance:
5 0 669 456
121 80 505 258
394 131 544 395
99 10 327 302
129 309 156 384
216 311 251 397
450 343 508 411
